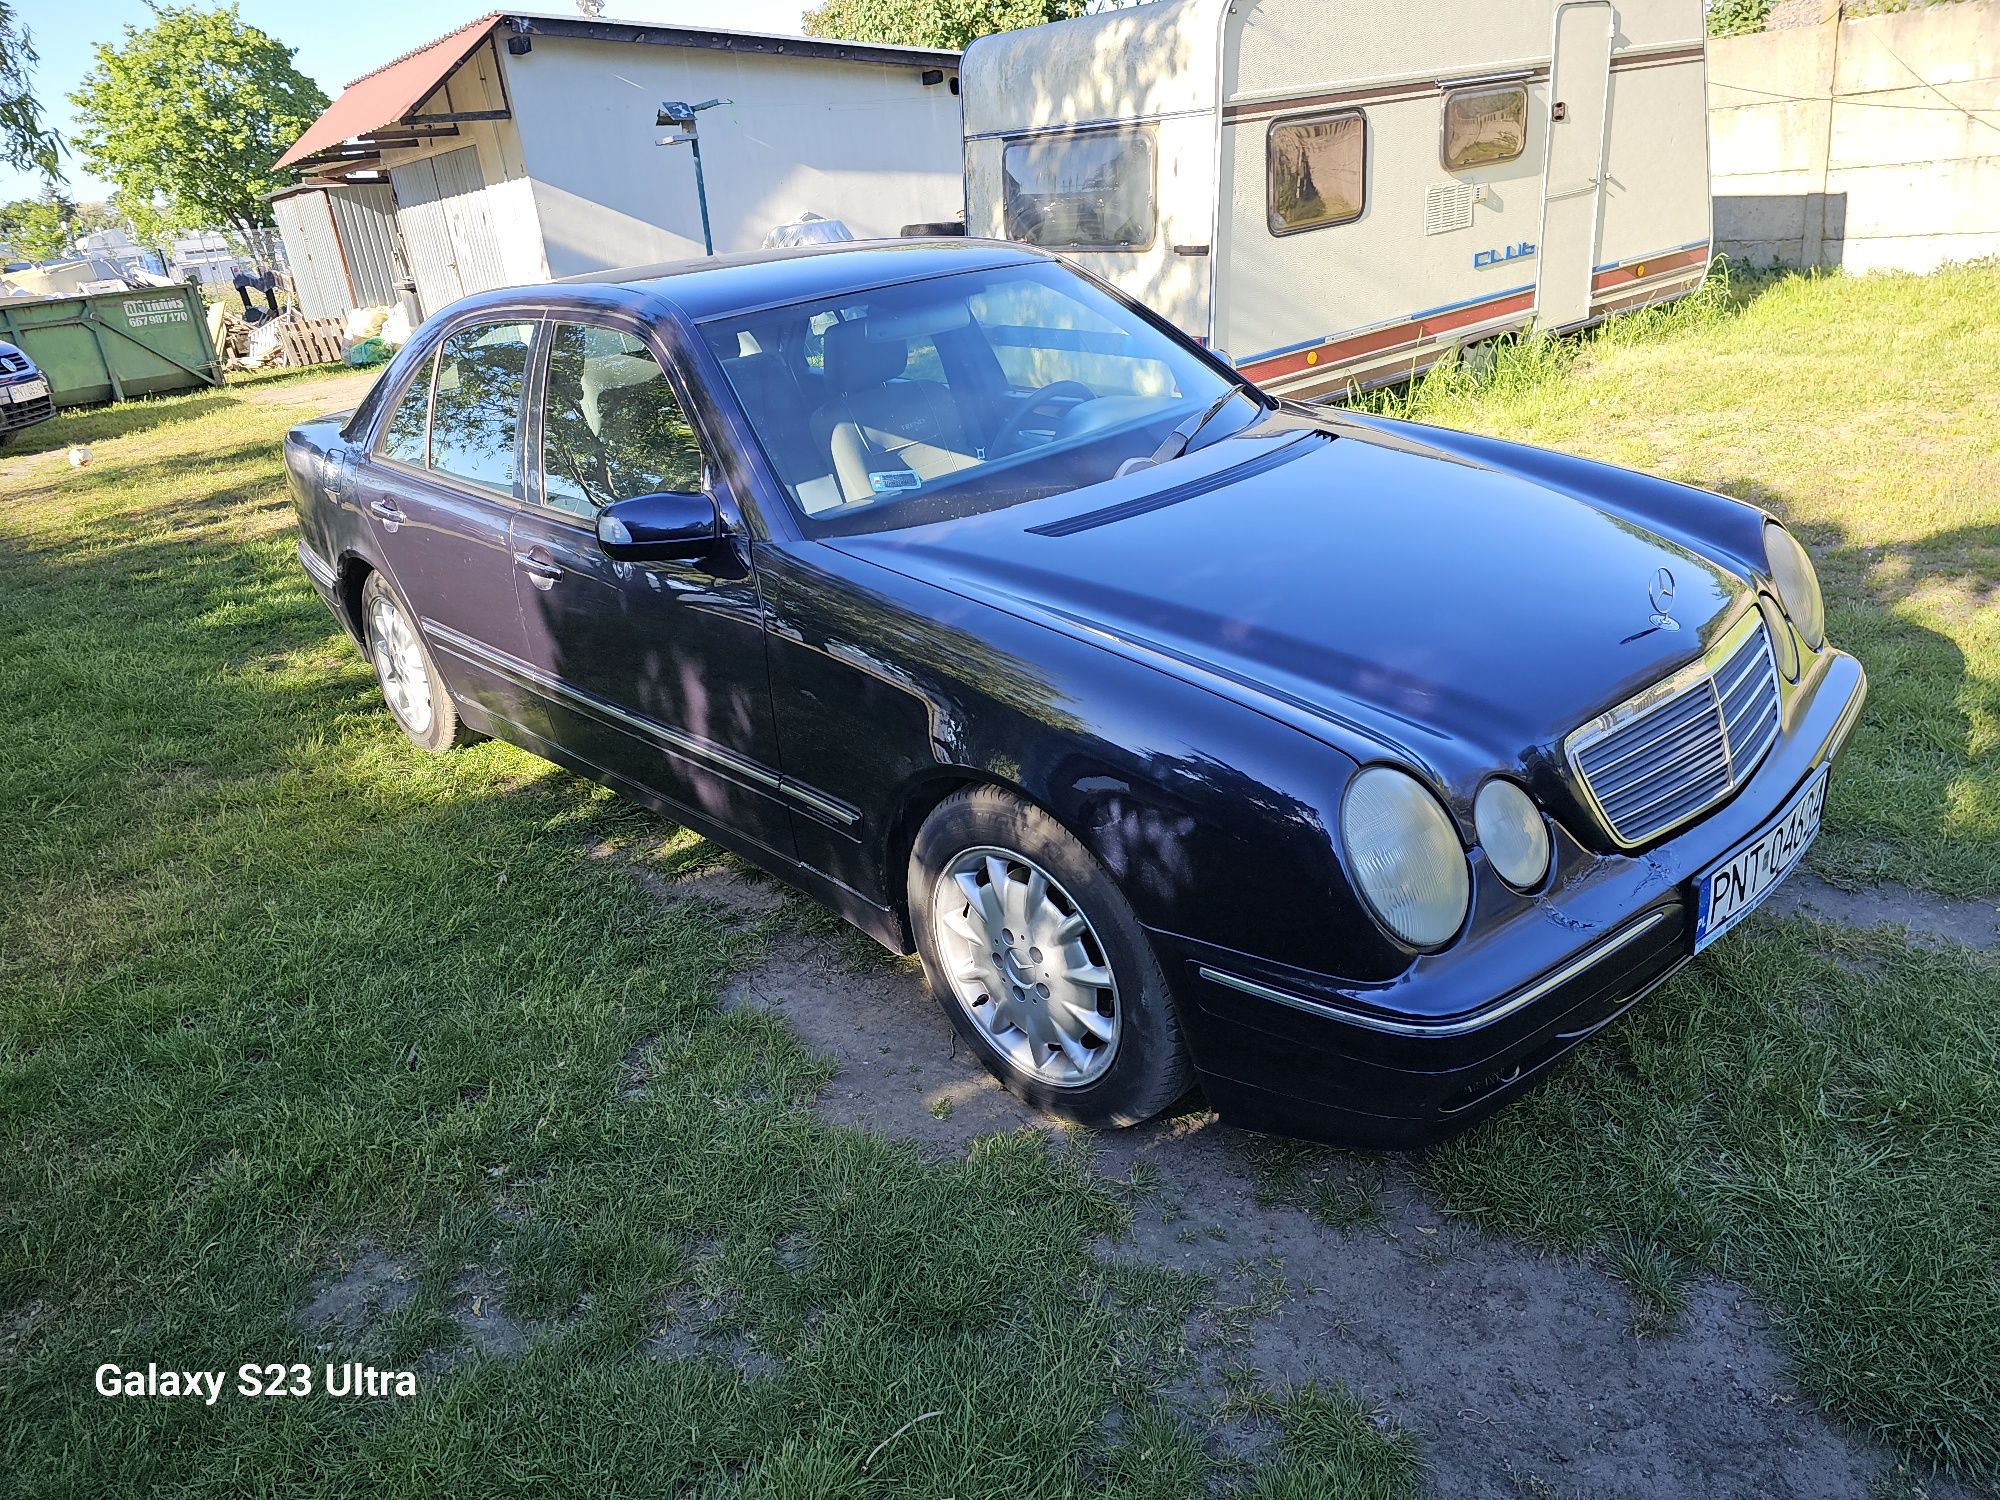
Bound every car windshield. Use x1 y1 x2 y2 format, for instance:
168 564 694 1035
699 260 1264 534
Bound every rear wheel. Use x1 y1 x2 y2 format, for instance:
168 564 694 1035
909 786 1192 1127
361 571 473 753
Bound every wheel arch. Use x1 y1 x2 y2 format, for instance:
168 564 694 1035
334 551 380 643
879 765 1070 949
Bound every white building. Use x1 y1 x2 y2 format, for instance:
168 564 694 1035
276 12 965 318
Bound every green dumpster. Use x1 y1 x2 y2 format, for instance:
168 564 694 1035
0 284 222 407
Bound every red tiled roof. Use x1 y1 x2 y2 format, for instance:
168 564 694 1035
276 14 501 170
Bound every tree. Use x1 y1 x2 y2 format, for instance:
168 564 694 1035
1705 0 1771 36
0 1 62 178
0 186 81 260
802 0 1088 51
67 4 327 236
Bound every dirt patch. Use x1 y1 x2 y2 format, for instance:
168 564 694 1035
1770 871 1999 950
236 369 377 410
0 1298 50 1367
723 928 1975 1499
300 1249 415 1343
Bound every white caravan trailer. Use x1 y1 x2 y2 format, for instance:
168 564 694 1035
961 0 1711 400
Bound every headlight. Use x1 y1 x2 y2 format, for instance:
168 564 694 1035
1474 779 1551 890
1340 766 1470 949
1763 522 1824 650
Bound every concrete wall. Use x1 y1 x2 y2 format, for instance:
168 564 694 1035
500 36 965 279
1708 0 2000 270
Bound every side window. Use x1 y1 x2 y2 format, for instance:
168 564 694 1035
378 351 435 465
968 280 1175 398
1268 111 1366 235
1442 84 1527 170
1001 129 1155 251
541 322 705 519
429 320 535 494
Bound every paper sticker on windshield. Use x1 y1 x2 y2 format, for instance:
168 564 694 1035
869 470 922 494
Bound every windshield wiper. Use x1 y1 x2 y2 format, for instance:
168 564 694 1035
1147 386 1260 466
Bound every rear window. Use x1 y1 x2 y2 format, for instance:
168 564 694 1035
1002 129 1156 251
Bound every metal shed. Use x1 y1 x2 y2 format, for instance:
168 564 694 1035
275 15 966 317
271 183 405 320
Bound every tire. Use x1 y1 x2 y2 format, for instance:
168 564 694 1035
908 785 1192 1127
360 570 474 753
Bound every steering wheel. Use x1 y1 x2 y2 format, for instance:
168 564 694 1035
991 380 1097 456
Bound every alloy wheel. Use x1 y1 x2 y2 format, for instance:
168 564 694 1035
367 593 434 737
931 846 1120 1087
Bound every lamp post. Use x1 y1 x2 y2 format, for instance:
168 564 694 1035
657 98 731 256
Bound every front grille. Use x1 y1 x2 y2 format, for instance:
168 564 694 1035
0 350 27 374
0 393 54 431
1568 611 1781 846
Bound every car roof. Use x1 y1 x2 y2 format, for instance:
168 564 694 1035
557 238 1051 322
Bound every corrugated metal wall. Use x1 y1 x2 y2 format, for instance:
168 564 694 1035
328 185 402 308
273 185 406 319
273 192 348 319
389 147 505 317
430 147 507 295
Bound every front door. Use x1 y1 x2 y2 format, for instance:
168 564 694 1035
359 318 538 729
508 317 795 859
1535 2 1616 331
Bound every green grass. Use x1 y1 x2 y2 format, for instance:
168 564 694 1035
1366 259 2000 900
1430 922 2000 1478
0 376 1408 1495
1357 262 2000 1483
5 262 1999 1494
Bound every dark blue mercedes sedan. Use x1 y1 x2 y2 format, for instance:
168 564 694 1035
285 241 1865 1146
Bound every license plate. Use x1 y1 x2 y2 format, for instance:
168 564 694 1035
1694 767 1828 952
6 378 46 402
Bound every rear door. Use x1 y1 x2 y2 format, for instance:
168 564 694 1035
358 318 538 727
1534 2 1616 331
507 315 795 858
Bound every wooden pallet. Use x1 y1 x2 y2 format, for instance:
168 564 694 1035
278 315 346 368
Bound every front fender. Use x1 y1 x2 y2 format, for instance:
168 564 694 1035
759 543 1411 983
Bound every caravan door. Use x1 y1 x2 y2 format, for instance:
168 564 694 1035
1535 2 1615 331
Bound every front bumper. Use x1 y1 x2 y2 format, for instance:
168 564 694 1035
1152 648 1868 1149
0 374 55 436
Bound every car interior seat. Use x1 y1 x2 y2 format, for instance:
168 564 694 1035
808 319 979 506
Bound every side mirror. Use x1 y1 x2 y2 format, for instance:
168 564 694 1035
1210 347 1236 369
595 490 721 561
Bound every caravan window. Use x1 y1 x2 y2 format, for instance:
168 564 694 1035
1001 129 1156 251
1441 84 1528 170
1267 111 1365 235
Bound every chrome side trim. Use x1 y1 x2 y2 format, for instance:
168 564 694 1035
423 620 861 829
1435 953 1696 1113
1820 660 1868 766
1196 907 1678 1038
296 540 338 589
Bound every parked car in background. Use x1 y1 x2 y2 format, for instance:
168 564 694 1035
0 340 54 443
284 241 1864 1146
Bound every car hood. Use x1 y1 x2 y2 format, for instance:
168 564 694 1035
828 424 1751 769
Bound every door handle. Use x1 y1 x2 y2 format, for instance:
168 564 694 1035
366 496 405 528
513 550 563 590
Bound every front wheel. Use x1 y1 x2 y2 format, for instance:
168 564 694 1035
361 570 474 753
908 786 1192 1127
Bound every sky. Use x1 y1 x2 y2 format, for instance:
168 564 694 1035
3 0 813 205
